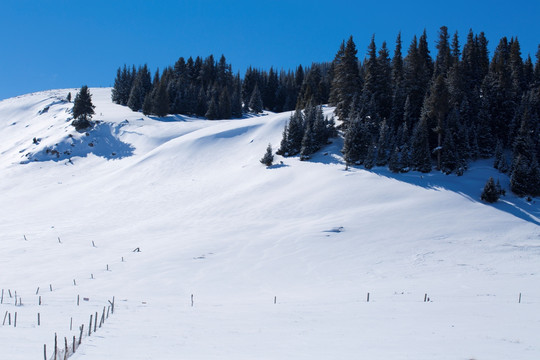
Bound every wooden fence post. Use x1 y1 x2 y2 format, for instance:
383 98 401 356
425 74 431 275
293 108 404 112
73 336 76 354
43 344 47 360
39 296 42 305
54 333 58 360
64 337 68 360
88 315 92 336
94 311 98 332
36 287 40 295
79 324 84 344
38 312 40 326
2 310 7 325
367 292 370 302
14 312 17 327
519 293 522 303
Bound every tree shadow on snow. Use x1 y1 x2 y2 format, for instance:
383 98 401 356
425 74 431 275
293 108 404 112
24 122 135 163
304 137 539 226
368 164 540 226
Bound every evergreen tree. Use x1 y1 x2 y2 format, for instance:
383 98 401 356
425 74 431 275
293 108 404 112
260 144 274 166
388 147 401 173
205 96 219 120
481 177 500 203
300 123 315 160
66 92 72 103
72 85 95 130
249 84 263 114
153 78 170 117
423 74 450 169
330 36 361 121
364 143 376 169
410 117 432 172
342 117 363 166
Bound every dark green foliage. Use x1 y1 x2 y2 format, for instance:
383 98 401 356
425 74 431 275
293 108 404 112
249 84 263 114
153 79 170 117
481 177 501 203
72 85 95 131
66 92 72 103
410 118 432 173
330 36 361 121
260 144 274 166
205 96 219 120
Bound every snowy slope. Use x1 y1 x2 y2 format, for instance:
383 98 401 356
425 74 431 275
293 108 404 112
0 88 539 359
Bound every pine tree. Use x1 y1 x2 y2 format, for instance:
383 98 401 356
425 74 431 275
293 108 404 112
388 146 401 173
300 123 315 160
249 84 263 114
66 92 72 102
410 117 432 172
205 96 219 120
364 143 376 169
72 85 95 131
260 143 274 166
153 78 170 117
481 177 500 203
342 117 362 166
276 125 289 156
330 36 361 121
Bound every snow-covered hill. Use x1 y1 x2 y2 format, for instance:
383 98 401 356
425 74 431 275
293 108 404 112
0 88 539 359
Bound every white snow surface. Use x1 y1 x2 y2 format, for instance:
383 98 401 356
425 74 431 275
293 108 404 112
0 88 539 359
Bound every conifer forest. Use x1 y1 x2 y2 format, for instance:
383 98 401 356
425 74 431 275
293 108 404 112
112 27 540 197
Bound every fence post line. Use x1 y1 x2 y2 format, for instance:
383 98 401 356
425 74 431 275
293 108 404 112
43 344 47 360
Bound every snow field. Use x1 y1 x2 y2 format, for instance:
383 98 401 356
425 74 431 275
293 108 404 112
0 88 539 359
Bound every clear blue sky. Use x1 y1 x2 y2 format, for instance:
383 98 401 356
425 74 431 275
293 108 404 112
1 0 539 100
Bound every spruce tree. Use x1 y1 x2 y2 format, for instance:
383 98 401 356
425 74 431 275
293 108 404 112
481 177 500 203
330 36 361 121
205 96 219 120
72 85 95 131
249 84 263 114
260 144 274 166
410 117 432 172
153 79 170 117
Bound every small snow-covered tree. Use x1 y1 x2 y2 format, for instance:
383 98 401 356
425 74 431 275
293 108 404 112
260 143 274 166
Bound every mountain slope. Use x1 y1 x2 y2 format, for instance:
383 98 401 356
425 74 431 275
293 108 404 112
0 88 539 359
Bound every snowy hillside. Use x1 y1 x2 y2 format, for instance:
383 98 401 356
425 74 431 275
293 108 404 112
0 88 539 359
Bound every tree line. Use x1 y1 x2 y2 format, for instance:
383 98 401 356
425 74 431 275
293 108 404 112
111 55 332 119
110 26 539 197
